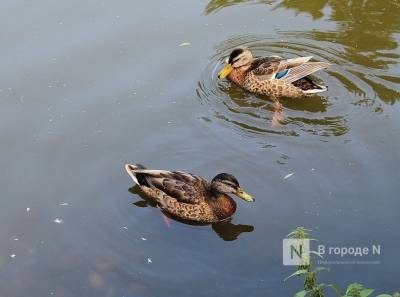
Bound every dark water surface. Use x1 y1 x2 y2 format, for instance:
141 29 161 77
1 0 399 296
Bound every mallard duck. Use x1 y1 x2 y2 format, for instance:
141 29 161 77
218 47 331 98
125 164 254 223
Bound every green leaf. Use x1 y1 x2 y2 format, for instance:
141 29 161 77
360 289 374 297
329 283 344 296
286 231 297 237
310 251 324 259
316 283 326 289
284 269 308 281
294 290 307 297
313 267 330 273
346 283 363 295
375 295 392 297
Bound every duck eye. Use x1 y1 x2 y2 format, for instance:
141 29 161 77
223 181 237 188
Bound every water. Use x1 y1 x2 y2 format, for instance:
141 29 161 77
0 0 399 296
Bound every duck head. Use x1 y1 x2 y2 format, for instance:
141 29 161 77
218 48 254 79
211 173 254 202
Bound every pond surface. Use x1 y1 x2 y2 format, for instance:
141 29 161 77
0 0 399 296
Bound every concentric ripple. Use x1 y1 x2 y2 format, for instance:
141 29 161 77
196 35 399 139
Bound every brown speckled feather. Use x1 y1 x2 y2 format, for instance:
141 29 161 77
292 76 323 91
244 72 304 98
227 55 329 98
250 57 283 76
125 165 237 223
134 169 208 204
138 186 222 222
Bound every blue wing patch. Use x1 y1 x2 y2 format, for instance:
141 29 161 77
275 69 289 79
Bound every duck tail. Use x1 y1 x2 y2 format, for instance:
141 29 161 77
125 164 147 185
303 85 327 94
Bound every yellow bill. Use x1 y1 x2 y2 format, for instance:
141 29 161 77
236 187 255 202
218 63 233 79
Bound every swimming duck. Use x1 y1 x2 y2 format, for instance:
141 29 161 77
125 164 254 223
218 47 331 98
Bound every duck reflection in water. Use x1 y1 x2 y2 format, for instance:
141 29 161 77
129 186 254 241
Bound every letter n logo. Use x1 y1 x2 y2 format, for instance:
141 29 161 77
283 239 310 266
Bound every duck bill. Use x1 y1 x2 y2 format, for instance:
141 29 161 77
218 64 233 79
236 188 255 202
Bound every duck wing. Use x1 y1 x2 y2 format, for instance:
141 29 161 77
126 165 208 204
279 62 331 84
250 56 314 81
250 57 284 80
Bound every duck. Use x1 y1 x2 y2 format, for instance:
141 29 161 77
125 164 254 223
218 47 331 98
